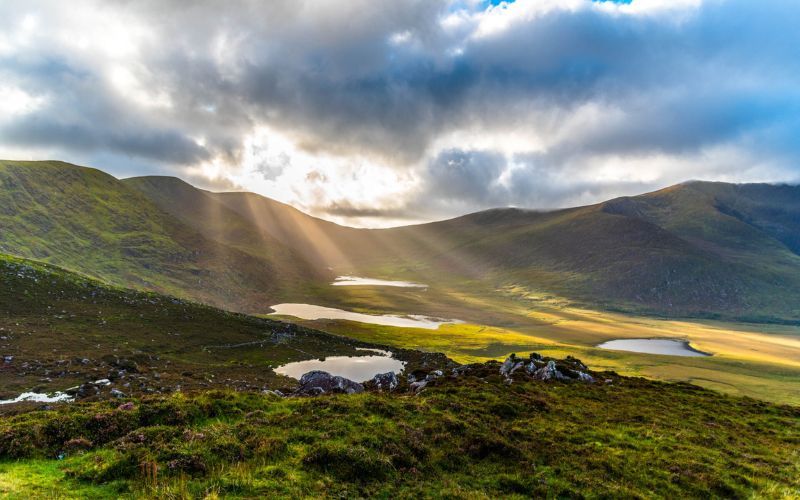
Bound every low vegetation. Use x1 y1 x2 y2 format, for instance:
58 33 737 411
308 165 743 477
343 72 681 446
1 367 798 498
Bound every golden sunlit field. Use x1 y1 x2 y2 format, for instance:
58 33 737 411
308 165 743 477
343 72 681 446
272 282 800 405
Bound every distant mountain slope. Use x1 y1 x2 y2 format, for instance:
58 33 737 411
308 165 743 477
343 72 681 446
3 160 800 321
366 183 800 320
122 176 327 279
0 160 322 312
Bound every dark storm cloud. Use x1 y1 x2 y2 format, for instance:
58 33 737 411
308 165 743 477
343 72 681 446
1 0 799 222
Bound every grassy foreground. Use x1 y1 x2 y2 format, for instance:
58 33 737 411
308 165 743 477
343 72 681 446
1 366 799 498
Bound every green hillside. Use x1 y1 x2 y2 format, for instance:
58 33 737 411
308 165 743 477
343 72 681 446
0 251 397 401
122 176 328 284
182 177 800 322
0 161 322 312
340 184 800 322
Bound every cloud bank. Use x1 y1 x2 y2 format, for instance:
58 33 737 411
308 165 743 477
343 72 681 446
1 0 798 226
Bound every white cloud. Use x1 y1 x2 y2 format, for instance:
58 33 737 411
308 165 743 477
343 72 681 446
0 0 798 226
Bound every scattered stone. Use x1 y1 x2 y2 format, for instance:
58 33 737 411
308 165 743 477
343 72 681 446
3 355 12 364
110 388 125 398
425 370 444 382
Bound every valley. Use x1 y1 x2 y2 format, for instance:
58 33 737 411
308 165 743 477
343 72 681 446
2 161 799 404
269 277 800 405
0 161 799 497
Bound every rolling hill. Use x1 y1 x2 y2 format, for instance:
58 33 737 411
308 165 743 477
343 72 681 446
3 160 800 322
0 160 326 312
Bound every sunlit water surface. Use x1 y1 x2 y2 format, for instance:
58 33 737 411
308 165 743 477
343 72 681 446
274 348 406 381
269 303 461 330
0 391 74 405
331 276 427 288
597 338 710 357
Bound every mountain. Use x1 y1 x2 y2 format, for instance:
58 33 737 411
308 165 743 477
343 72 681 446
366 182 800 320
3 160 800 322
0 160 325 312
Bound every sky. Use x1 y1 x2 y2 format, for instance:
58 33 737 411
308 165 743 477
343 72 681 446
1 0 799 227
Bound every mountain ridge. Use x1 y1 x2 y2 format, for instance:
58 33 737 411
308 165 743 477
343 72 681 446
3 159 800 321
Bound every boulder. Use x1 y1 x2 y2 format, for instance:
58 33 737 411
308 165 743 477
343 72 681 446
372 371 399 391
295 371 364 395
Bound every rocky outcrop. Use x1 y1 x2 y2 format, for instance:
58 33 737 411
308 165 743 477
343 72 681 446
294 371 364 396
501 353 595 383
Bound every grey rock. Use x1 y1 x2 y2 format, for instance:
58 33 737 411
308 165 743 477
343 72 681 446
531 361 568 381
296 370 364 395
110 388 125 398
372 371 399 391
499 355 517 376
409 380 428 393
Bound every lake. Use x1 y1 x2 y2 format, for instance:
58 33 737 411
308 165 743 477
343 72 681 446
332 276 427 288
0 391 74 405
269 303 461 329
597 338 710 357
274 348 406 381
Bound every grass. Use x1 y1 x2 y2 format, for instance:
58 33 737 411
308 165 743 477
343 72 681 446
0 371 798 498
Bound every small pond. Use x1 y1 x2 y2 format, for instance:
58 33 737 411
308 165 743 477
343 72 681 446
0 391 74 405
332 276 427 288
597 338 710 357
274 348 406 381
269 303 461 330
